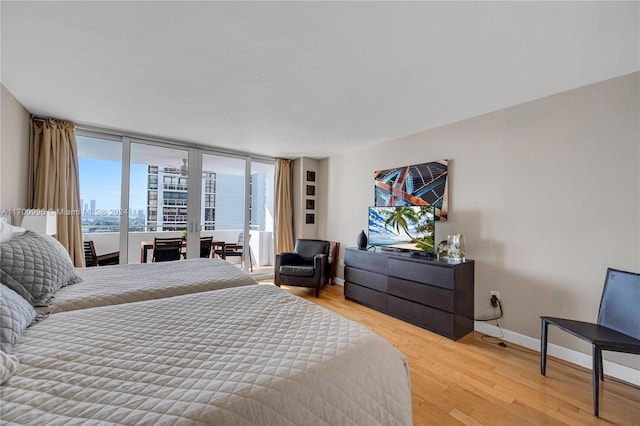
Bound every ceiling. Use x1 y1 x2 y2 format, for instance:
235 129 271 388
2 2 638 159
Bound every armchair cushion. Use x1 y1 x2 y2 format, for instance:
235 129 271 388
279 252 305 266
295 240 330 263
280 265 315 277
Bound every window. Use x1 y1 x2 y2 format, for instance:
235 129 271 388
77 129 274 267
77 136 122 234
130 143 189 233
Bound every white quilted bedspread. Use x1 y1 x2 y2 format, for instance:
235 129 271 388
40 258 257 313
2 285 412 425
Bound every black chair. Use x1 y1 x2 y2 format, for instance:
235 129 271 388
84 241 119 267
540 268 640 417
152 237 183 262
274 239 330 298
200 236 213 258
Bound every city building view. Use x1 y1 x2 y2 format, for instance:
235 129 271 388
80 164 269 234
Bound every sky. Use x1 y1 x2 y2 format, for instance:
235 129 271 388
78 158 147 213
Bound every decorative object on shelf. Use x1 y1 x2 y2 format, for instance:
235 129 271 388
306 213 315 224
181 230 187 238
306 171 316 182
306 185 315 196
306 199 315 210
437 240 448 258
446 234 465 260
356 230 368 250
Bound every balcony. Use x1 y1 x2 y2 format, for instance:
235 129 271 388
82 229 274 279
163 184 188 191
163 199 188 206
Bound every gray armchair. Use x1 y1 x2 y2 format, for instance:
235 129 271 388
275 239 330 298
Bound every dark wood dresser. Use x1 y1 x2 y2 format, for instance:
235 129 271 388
344 247 475 340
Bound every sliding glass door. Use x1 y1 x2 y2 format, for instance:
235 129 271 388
196 153 275 272
129 142 191 264
77 134 123 260
76 129 274 273
249 160 275 271
197 153 247 267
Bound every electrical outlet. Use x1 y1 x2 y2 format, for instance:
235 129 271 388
490 291 500 308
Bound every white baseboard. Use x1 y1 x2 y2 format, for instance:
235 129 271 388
474 321 640 387
335 280 638 385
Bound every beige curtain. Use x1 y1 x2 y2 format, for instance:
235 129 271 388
28 118 84 266
274 158 294 254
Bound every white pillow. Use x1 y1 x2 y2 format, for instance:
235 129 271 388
0 221 26 243
0 347 20 384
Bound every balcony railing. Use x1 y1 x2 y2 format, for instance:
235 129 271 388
163 199 188 206
162 218 187 223
163 184 188 191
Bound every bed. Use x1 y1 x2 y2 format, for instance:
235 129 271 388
1 284 413 425
41 258 258 313
0 229 257 314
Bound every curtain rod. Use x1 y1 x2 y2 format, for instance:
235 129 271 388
31 115 74 124
30 117 275 162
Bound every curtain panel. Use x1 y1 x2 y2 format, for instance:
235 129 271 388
28 118 84 266
274 158 294 254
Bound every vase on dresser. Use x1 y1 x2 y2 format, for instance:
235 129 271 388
356 230 368 250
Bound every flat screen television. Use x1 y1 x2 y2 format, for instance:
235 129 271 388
368 206 435 254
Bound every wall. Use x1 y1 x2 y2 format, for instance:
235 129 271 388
322 72 640 370
0 84 30 210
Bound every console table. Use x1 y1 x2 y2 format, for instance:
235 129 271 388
344 247 475 340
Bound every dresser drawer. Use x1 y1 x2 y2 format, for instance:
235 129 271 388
345 249 388 275
388 258 454 289
345 266 388 292
388 295 454 339
345 283 388 312
388 277 454 312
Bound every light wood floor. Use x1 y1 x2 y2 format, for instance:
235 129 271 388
265 282 640 426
